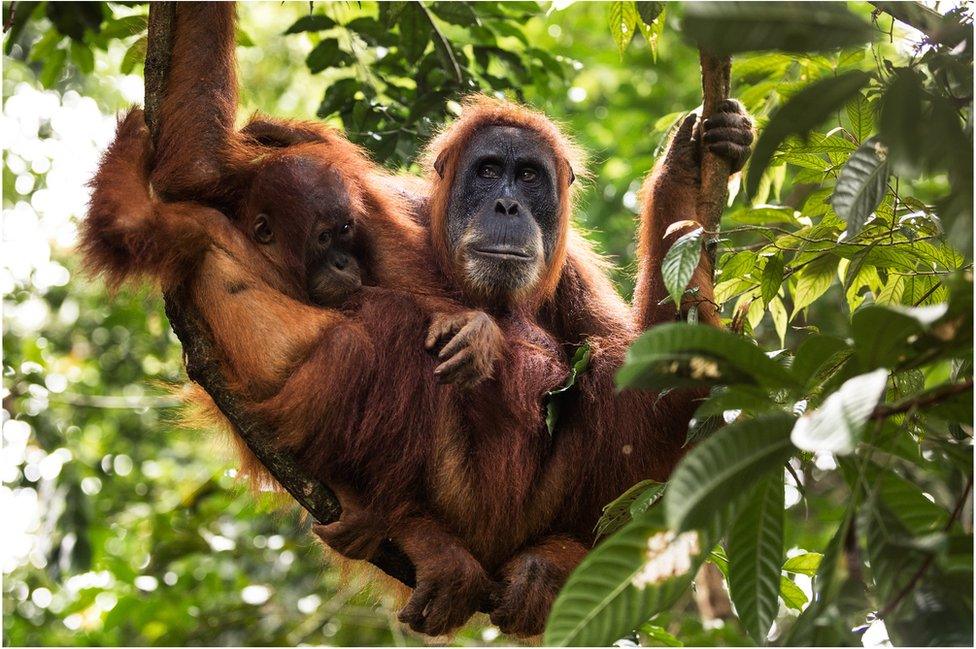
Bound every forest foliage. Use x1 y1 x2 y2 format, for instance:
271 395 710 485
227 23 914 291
2 1 973 646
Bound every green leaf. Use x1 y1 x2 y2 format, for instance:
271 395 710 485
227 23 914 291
46 1 104 40
398 3 431 61
618 324 801 392
665 412 796 531
850 303 947 369
845 93 874 143
69 40 94 75
636 4 666 60
594 479 662 541
779 576 808 611
638 622 684 646
729 205 799 225
769 296 788 347
694 385 776 419
544 508 714 647
746 71 871 196
728 473 784 643
682 2 875 55
306 38 352 73
3 1 40 56
879 68 926 176
760 254 784 305
661 226 703 308
792 334 850 387
791 254 837 318
285 14 337 34
99 14 148 40
636 1 664 25
120 36 146 75
782 552 823 575
719 250 758 280
545 343 592 436
831 137 890 236
790 368 888 455
608 1 639 56
39 47 68 87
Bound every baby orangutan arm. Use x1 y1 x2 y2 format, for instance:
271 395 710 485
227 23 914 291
425 311 504 388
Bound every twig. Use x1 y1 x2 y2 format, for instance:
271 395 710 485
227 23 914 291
870 379 974 420
3 1 17 33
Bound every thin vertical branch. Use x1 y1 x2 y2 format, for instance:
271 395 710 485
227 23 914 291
696 50 733 271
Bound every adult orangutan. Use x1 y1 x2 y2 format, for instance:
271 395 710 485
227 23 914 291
84 1 754 638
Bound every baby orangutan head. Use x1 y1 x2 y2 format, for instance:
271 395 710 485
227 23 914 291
243 148 365 306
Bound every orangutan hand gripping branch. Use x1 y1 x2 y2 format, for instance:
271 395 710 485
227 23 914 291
81 1 754 639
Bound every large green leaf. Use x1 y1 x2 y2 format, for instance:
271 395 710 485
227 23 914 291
617 324 801 392
682 2 874 55
850 303 948 369
665 412 796 531
728 473 785 643
544 508 715 646
792 335 851 387
790 368 888 455
746 71 872 196
661 226 704 308
831 137 891 236
879 69 925 176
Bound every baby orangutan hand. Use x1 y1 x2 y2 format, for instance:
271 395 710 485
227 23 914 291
312 485 387 562
425 311 503 389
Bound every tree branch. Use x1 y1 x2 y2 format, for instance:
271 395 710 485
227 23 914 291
870 378 974 420
696 50 732 271
144 2 416 589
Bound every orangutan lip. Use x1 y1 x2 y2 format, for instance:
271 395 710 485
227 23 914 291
472 247 532 260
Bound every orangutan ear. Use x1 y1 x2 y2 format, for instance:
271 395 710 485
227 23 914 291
564 159 576 186
433 149 449 179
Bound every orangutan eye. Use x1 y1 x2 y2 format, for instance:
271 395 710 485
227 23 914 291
253 214 274 244
318 229 332 246
519 167 539 183
341 221 353 235
478 164 501 179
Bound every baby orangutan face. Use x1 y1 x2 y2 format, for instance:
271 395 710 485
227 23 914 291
245 152 364 306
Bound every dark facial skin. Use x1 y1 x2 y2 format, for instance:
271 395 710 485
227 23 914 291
246 155 362 306
445 125 562 300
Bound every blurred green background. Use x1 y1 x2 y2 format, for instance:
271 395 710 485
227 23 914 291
2 1 969 646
